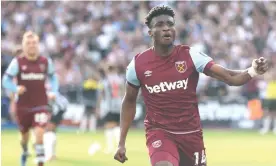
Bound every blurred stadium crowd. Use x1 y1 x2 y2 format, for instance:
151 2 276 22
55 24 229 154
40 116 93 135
2 1 276 122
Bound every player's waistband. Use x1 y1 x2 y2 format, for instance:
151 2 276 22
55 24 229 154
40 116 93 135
30 105 49 111
18 105 50 112
149 128 201 135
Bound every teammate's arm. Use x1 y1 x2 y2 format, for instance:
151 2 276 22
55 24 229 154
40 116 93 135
9 92 17 122
47 57 59 98
2 58 25 94
114 59 140 163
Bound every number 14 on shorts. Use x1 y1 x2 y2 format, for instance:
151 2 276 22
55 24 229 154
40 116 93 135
194 149 206 166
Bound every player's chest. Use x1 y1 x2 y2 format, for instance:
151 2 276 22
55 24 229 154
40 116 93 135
139 57 195 85
19 62 47 74
18 61 47 81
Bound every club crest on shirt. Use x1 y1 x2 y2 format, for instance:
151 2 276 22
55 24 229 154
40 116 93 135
152 140 162 148
39 64 45 72
175 61 187 73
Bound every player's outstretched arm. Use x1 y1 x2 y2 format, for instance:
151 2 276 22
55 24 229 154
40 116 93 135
206 58 269 86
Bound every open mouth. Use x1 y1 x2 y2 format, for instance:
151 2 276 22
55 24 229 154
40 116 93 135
163 34 172 40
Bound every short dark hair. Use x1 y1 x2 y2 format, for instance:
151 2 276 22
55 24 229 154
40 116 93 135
145 5 175 28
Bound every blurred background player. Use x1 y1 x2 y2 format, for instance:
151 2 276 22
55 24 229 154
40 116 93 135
79 74 101 133
259 62 276 134
2 31 59 166
97 64 124 154
114 6 269 166
8 47 37 157
44 93 68 161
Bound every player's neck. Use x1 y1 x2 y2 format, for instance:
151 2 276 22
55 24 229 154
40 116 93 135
153 44 174 57
25 54 39 61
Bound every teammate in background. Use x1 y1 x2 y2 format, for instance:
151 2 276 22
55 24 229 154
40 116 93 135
259 62 276 134
98 65 124 154
9 47 38 157
44 93 69 161
2 31 59 166
114 6 269 166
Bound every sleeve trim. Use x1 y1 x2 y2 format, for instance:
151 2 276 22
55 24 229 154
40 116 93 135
127 81 140 89
203 61 215 74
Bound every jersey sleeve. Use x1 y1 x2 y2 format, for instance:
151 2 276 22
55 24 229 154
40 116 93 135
2 58 19 93
5 58 19 77
47 57 59 94
189 47 214 73
126 59 140 88
47 57 55 75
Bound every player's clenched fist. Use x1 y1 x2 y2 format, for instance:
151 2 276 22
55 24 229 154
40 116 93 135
17 85 26 95
114 146 128 163
252 57 269 75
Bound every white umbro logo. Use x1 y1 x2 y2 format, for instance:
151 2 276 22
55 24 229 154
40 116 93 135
144 70 152 77
152 140 162 148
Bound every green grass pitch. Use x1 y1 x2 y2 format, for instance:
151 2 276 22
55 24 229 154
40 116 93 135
1 129 275 166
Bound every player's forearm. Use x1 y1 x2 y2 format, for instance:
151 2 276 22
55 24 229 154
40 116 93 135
226 70 252 86
208 65 254 86
2 75 18 93
119 98 136 146
226 69 246 76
